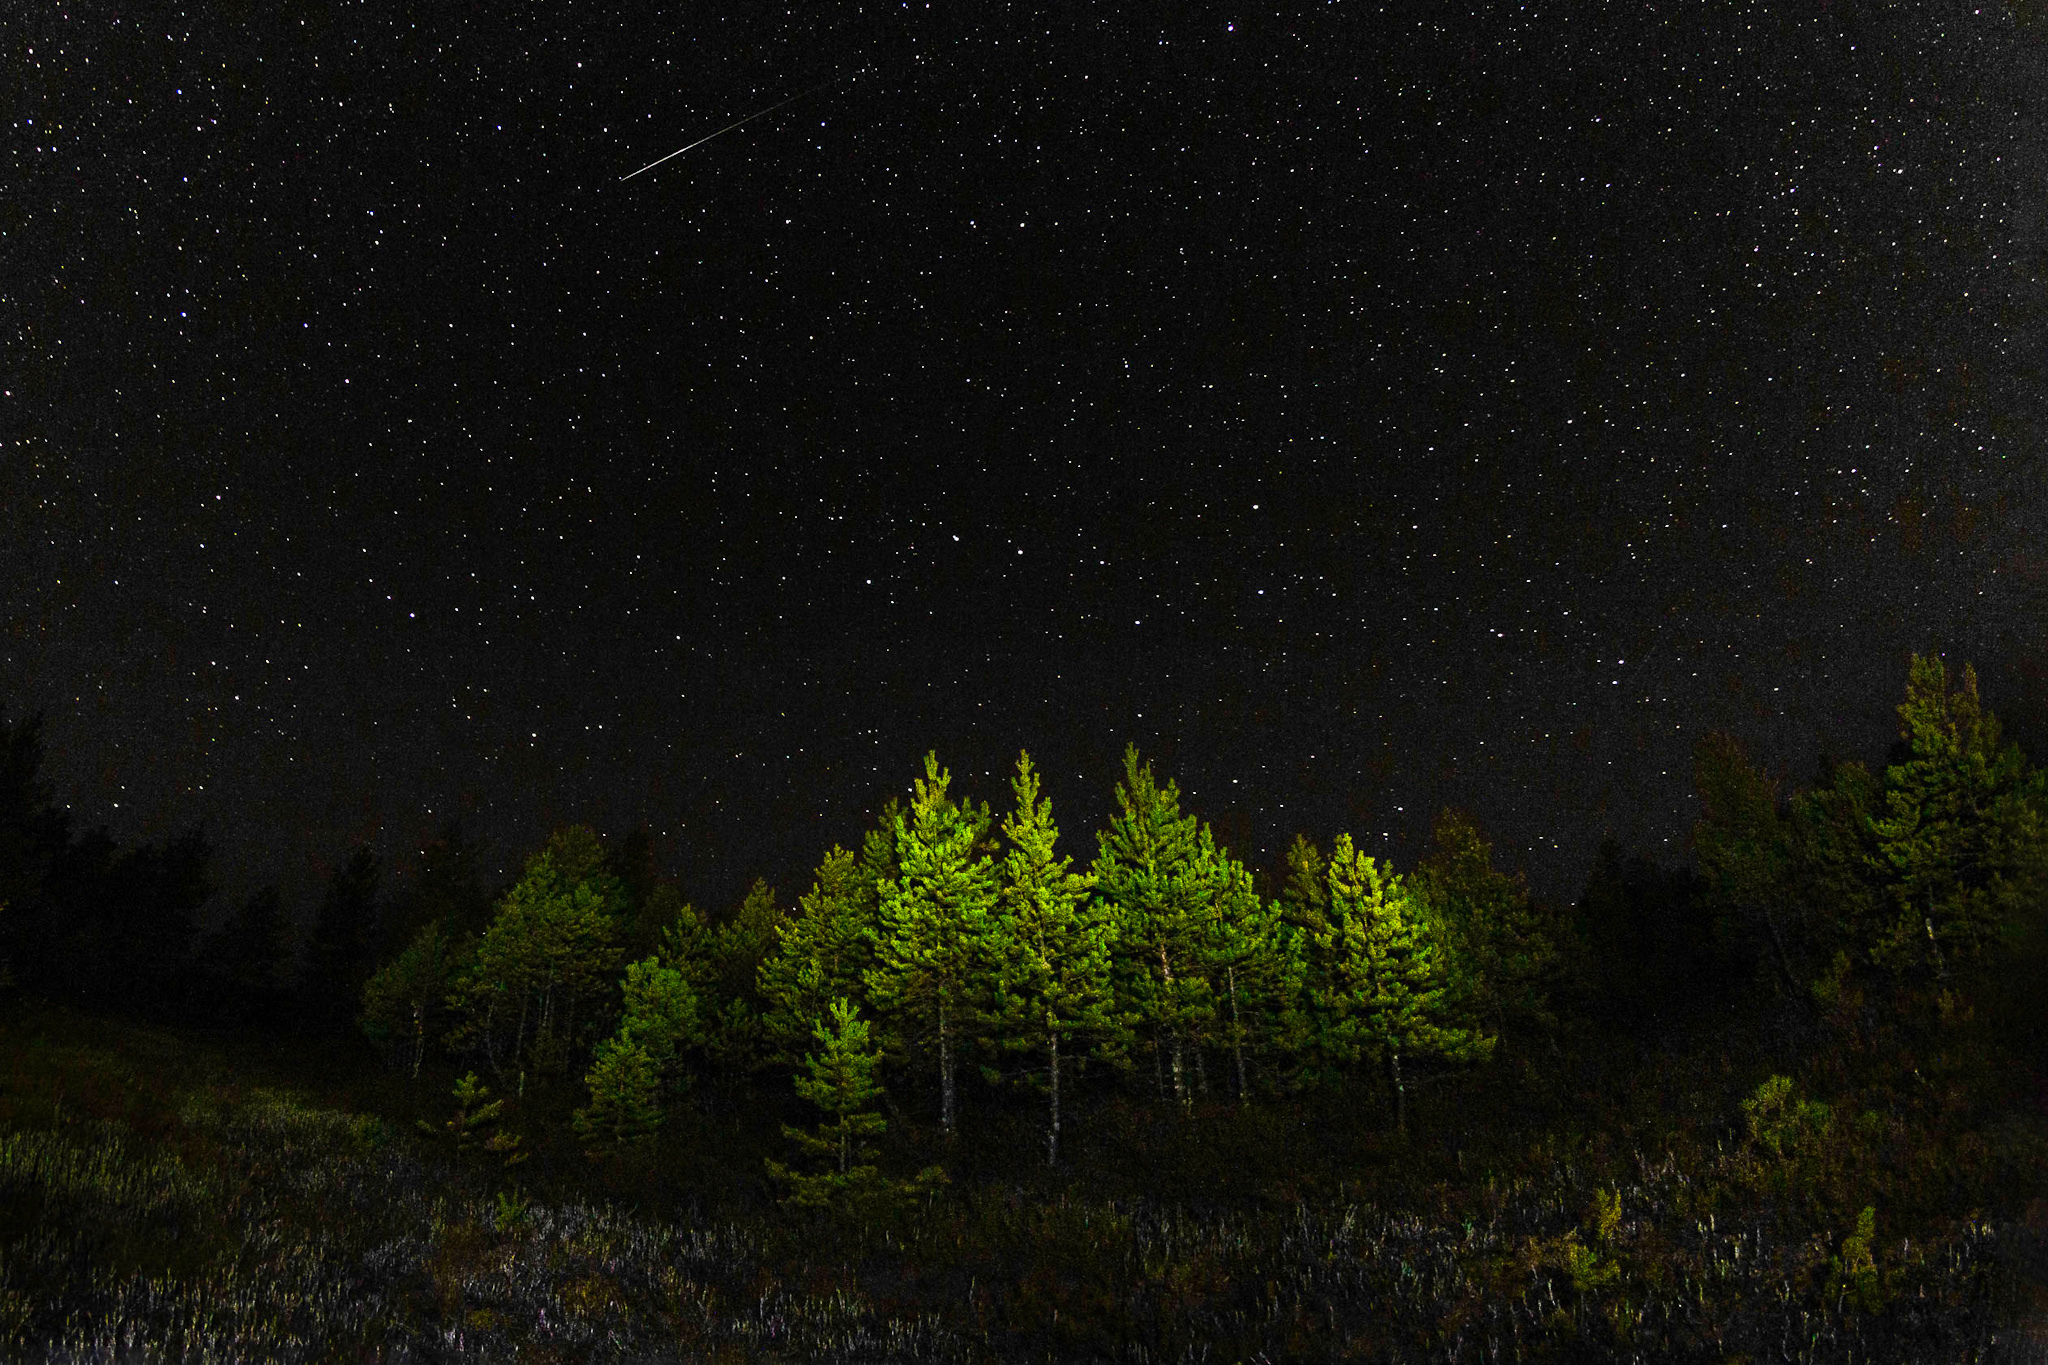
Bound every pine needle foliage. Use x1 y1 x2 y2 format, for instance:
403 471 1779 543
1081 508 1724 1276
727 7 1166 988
765 998 892 1206
760 845 880 1063
865 752 998 1142
1311 835 1493 1131
985 751 1115 1165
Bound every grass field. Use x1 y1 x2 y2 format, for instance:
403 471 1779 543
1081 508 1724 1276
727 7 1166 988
4 997 2046 1363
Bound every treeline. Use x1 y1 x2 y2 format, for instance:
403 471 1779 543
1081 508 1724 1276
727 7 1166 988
3 654 2043 1202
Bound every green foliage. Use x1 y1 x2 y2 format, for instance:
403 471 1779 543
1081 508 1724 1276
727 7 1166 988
759 845 879 1061
418 1071 528 1166
1692 731 1829 1011
985 751 1115 1163
360 920 456 1078
492 1183 532 1232
865 752 998 1139
1741 1074 1835 1161
1090 746 1230 1113
573 1035 663 1155
716 877 782 1005
1307 835 1493 1128
1277 833 1329 937
767 998 890 1205
1826 1205 1888 1315
1869 655 2048 985
445 847 622 1082
1411 809 1561 1040
616 955 700 1092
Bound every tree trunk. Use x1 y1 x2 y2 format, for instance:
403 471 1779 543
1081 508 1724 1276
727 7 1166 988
1925 911 1950 983
1758 903 1801 1001
1388 1047 1407 1134
1159 947 1188 1113
410 1002 426 1080
1228 967 1249 1108
939 996 956 1141
1046 1026 1061 1167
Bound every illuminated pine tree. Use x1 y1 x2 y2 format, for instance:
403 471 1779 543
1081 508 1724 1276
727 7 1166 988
573 1036 663 1155
1316 835 1493 1132
1277 834 1330 938
1091 747 1231 1113
1869 655 2048 985
445 849 621 1083
864 752 997 1142
765 998 891 1207
1201 853 1291 1105
617 955 701 1094
1411 809 1562 1041
760 846 879 1062
986 751 1116 1165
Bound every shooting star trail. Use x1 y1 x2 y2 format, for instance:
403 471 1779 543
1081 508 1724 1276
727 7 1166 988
620 75 849 182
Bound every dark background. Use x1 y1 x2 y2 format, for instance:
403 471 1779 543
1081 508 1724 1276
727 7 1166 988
7 0 2046 925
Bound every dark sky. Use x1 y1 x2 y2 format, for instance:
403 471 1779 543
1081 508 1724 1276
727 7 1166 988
8 0 2047 922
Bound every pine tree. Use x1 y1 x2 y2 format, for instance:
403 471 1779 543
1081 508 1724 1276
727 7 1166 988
1411 810 1561 1041
1315 835 1493 1132
1692 735 1809 1002
445 849 621 1084
986 751 1115 1165
1277 834 1330 938
760 847 879 1062
573 1036 663 1155
617 955 701 1095
865 752 998 1142
360 920 456 1078
1869 655 2048 984
420 1071 528 1166
1090 746 1218 1114
1787 758 1887 987
1201 852 1291 1106
765 998 892 1207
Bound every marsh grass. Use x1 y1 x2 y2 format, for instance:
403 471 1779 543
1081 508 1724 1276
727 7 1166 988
3 998 2045 1362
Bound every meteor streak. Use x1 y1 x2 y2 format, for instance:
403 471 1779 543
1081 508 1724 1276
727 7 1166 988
620 75 848 182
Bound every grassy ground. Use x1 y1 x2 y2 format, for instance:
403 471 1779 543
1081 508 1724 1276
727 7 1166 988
3 993 2046 1362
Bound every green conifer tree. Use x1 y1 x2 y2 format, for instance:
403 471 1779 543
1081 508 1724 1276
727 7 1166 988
445 849 621 1083
1201 852 1292 1105
1277 834 1330 938
1091 746 1220 1113
1411 810 1561 1041
420 1071 528 1166
360 920 456 1078
760 846 879 1061
573 1036 663 1155
765 998 893 1207
616 955 701 1095
1870 655 2048 984
1315 835 1493 1132
1692 735 1814 1002
986 751 1116 1165
864 752 997 1142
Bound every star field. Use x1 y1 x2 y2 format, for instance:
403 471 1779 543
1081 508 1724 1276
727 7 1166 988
6 0 2046 914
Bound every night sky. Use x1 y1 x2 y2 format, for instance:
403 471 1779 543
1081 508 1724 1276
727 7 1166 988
8 0 2047 922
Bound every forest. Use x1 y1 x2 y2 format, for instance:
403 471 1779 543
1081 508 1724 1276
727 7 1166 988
1 652 2045 1362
